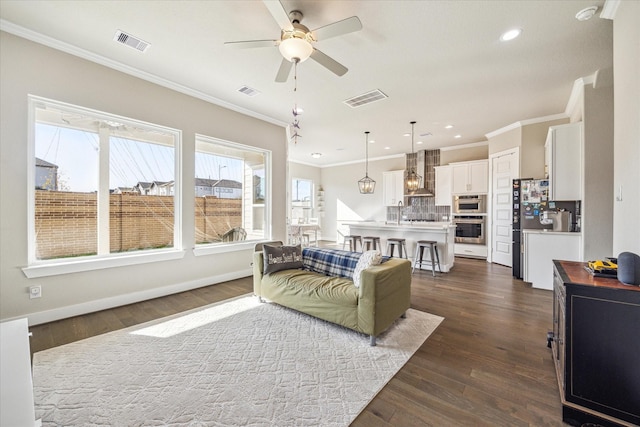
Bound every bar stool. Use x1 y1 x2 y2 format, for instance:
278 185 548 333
413 240 442 276
386 238 408 258
362 236 381 251
342 235 362 252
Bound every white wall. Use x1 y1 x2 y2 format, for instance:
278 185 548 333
321 156 405 242
0 32 288 324
612 1 640 255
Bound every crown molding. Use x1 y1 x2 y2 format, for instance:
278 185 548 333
484 113 568 139
600 0 621 20
0 20 288 129
564 74 596 117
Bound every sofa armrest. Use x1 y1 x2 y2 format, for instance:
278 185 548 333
357 258 412 336
253 252 265 296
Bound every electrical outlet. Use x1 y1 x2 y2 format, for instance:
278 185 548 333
29 285 42 299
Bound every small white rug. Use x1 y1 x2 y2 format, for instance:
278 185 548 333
33 295 443 426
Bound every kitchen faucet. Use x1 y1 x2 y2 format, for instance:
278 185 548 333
397 200 403 225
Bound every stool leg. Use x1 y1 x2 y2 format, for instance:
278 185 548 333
435 246 442 273
401 242 407 258
429 244 436 277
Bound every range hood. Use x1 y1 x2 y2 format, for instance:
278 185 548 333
405 149 440 197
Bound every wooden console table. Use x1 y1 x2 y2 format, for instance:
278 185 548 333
551 260 640 427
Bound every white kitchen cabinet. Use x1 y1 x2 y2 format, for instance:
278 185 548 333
522 230 582 290
434 165 452 206
451 160 488 195
545 122 582 201
382 170 405 206
454 243 487 258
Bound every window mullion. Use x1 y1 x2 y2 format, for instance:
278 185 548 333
97 126 110 255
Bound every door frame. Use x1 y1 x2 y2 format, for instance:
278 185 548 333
487 147 520 264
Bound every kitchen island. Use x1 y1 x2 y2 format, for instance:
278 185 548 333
344 221 456 272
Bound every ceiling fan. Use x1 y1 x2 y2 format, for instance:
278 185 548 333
224 0 362 82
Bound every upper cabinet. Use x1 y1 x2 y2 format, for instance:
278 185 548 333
434 165 452 206
382 170 405 206
545 123 582 201
451 160 488 195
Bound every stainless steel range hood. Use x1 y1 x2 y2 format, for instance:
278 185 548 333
405 149 439 196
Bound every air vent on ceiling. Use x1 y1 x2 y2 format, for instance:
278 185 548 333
113 30 150 52
343 89 388 108
237 85 261 97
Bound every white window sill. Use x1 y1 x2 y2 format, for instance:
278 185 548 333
193 240 258 257
22 249 186 278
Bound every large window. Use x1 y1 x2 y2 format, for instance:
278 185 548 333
29 97 181 264
291 178 313 223
195 135 270 245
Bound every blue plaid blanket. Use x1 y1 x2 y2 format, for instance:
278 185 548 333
302 247 362 279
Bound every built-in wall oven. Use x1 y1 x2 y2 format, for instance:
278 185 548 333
453 216 486 244
453 195 486 214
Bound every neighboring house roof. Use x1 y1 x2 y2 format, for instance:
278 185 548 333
195 178 242 189
36 157 58 168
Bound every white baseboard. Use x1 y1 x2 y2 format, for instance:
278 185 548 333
24 268 253 326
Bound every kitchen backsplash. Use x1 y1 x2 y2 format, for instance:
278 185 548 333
386 197 451 222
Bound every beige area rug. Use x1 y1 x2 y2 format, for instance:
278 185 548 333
33 295 443 426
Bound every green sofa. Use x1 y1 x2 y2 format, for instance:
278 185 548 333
253 247 412 346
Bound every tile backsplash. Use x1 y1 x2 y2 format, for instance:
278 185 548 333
386 197 451 222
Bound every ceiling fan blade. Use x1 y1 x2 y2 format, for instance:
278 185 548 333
309 49 348 76
263 0 293 32
275 58 293 82
224 40 278 49
312 16 362 40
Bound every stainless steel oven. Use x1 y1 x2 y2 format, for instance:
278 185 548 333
453 216 486 244
453 195 486 214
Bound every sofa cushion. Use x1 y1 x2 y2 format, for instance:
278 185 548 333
353 250 383 288
263 244 303 275
302 247 361 279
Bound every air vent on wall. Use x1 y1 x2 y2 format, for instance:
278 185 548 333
237 85 261 97
343 89 388 108
113 30 150 52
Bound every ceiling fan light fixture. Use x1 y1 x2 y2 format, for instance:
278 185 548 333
279 35 313 63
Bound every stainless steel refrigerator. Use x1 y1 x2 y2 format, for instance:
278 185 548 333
512 178 549 278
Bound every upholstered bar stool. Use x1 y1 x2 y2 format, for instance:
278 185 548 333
342 235 362 252
362 236 381 251
412 240 442 276
386 238 408 258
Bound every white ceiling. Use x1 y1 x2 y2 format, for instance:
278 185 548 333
0 0 612 166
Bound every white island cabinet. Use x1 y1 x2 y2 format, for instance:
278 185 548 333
344 221 456 272
522 230 582 290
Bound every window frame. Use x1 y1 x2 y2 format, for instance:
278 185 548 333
192 133 272 256
23 95 184 278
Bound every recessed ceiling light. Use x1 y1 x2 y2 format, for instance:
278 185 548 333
403 133 411 137
500 28 522 42
310 153 322 158
576 6 598 21
445 124 454 129
454 134 462 139
384 147 391 150
369 139 375 143
417 141 423 145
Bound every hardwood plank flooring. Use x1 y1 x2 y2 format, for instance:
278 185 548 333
28 254 565 426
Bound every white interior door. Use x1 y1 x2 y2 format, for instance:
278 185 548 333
491 149 519 267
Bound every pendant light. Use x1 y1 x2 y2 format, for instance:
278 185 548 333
358 131 376 194
405 121 422 192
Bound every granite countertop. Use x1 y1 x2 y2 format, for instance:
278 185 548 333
344 221 455 230
522 229 581 235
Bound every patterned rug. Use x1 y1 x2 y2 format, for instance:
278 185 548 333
32 295 443 426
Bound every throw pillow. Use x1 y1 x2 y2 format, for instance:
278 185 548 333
263 244 303 275
352 250 382 288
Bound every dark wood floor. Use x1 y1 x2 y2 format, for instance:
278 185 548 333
29 253 564 426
